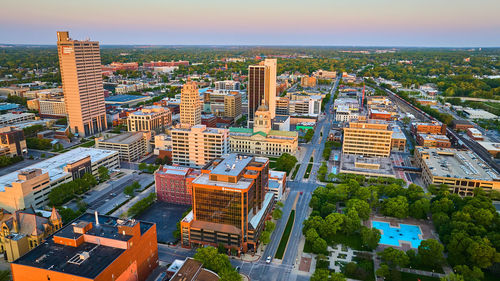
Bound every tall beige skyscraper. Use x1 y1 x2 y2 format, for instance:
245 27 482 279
180 80 201 126
57 31 107 137
248 58 277 123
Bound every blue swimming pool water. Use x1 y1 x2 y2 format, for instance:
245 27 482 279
372 221 422 248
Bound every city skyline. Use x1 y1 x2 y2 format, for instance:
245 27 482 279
1 0 500 47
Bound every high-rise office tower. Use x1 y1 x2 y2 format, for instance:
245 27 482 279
57 31 107 136
247 59 277 124
180 80 201 126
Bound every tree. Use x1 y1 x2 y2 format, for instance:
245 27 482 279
98 166 110 181
311 269 330 281
360 226 381 250
138 162 147 171
265 221 275 232
382 196 409 218
260 231 271 245
440 274 465 281
272 208 283 220
275 153 297 174
305 228 319 244
466 238 500 269
346 199 371 220
303 129 314 143
410 198 430 219
312 237 327 254
319 213 344 240
378 247 409 268
453 265 483 281
417 239 445 268
376 263 390 278
343 209 361 235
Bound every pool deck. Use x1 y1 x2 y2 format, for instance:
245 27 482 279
367 215 438 251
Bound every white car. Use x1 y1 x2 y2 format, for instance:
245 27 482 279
266 256 272 264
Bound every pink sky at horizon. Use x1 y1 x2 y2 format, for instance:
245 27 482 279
1 0 499 46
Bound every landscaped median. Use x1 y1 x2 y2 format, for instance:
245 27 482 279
274 209 295 259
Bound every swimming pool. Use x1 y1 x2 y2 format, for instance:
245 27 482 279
372 221 422 248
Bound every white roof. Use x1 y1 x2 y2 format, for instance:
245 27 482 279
0 147 118 191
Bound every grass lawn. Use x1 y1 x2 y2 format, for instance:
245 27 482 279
304 163 313 179
400 272 440 281
291 164 300 180
329 232 364 251
79 140 95 147
275 210 295 259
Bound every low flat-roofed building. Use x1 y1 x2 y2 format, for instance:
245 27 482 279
0 148 119 212
416 133 451 148
415 146 500 196
476 141 500 158
96 132 152 162
11 213 158 281
411 121 446 135
333 98 359 111
312 69 336 79
335 104 359 122
105 94 150 106
339 154 395 178
466 127 483 140
452 119 474 131
170 258 220 281
272 115 291 131
0 112 35 126
463 108 498 120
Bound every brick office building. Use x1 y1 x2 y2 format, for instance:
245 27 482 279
11 213 158 281
155 165 200 205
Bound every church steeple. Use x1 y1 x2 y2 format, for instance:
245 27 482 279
49 207 62 230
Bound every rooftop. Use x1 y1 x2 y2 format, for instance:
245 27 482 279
211 154 253 177
13 213 154 279
249 192 274 229
417 147 500 180
193 173 252 190
170 258 220 281
98 132 144 145
105 94 149 103
0 148 118 191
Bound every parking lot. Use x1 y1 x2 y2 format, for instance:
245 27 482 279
136 201 191 243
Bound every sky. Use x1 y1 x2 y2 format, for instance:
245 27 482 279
1 0 500 47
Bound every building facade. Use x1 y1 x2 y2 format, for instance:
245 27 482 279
39 98 67 118
248 59 277 124
180 154 275 252
342 121 392 157
57 31 107 136
127 106 172 135
300 76 317 87
0 127 27 157
0 207 62 262
415 147 500 196
229 106 298 157
180 81 201 126
96 132 152 162
0 148 119 212
171 125 229 167
155 165 200 205
11 213 158 281
215 80 240 91
224 92 242 119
